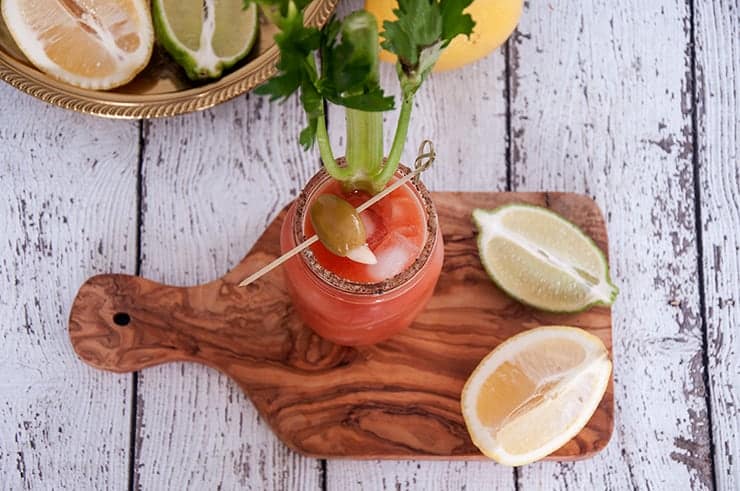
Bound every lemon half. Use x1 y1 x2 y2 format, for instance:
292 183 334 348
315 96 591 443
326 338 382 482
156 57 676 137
2 0 154 90
461 326 612 466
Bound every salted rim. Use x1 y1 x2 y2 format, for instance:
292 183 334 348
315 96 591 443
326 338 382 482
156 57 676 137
292 162 439 295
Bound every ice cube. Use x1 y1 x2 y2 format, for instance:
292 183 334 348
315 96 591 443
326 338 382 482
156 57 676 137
394 224 421 239
360 208 388 248
359 210 376 239
365 232 420 282
389 196 415 222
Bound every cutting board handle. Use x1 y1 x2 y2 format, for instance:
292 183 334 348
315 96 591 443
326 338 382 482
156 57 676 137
68 244 300 375
67 268 292 373
68 206 304 377
68 274 207 372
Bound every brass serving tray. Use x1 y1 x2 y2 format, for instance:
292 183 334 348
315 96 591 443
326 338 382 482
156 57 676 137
0 0 337 119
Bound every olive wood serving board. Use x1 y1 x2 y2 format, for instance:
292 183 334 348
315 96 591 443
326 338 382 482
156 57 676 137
68 192 614 460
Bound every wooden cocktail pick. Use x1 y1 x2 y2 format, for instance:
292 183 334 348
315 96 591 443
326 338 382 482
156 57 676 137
238 140 436 287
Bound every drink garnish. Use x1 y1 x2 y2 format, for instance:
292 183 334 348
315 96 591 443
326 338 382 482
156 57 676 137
238 141 435 287
366 0 522 72
309 195 377 264
243 0 473 195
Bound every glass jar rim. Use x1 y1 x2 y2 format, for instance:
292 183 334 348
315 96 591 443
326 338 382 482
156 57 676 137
292 162 439 295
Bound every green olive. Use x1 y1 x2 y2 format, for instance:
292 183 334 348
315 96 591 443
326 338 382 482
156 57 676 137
309 194 367 256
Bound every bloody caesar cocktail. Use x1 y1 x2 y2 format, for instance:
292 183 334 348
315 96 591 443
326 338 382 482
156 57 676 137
247 0 475 344
280 166 443 345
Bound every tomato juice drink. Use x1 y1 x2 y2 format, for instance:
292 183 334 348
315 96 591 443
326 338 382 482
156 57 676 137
280 167 443 346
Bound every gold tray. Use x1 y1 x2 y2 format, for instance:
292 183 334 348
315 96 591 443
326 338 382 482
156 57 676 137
0 0 337 119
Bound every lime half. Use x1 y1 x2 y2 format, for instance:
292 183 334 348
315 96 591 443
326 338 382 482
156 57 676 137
153 0 259 80
472 204 618 313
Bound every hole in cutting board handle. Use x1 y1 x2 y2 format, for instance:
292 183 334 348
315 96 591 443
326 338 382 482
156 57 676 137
113 312 131 326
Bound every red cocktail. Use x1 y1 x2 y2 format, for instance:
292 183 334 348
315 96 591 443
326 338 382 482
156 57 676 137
280 166 443 346
253 2 473 345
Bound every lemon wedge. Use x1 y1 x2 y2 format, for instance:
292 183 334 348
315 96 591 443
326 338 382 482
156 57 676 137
2 0 154 90
461 325 611 466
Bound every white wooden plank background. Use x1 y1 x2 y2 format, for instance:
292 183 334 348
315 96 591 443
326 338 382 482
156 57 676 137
510 0 713 489
0 86 138 489
694 1 740 489
1 0 738 489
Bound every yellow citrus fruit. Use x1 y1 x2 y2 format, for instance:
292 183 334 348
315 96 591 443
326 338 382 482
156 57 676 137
366 0 523 72
461 326 611 466
2 0 154 90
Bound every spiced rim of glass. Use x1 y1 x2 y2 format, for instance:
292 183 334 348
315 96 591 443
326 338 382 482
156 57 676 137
292 161 439 296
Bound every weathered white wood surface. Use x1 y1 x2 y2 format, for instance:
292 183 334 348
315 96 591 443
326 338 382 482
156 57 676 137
510 0 712 489
695 1 740 489
0 86 138 489
2 0 739 489
134 95 322 489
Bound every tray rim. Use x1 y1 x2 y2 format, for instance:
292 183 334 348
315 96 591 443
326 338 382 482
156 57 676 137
0 0 338 119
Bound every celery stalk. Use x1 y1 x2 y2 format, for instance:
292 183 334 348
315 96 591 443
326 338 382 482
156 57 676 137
345 108 384 191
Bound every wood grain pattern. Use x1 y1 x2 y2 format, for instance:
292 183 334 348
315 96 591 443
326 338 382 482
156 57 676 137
133 94 322 490
509 0 712 489
0 87 138 489
68 191 613 460
694 1 740 489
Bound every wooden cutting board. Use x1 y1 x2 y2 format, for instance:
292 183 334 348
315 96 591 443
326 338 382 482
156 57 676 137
68 192 614 460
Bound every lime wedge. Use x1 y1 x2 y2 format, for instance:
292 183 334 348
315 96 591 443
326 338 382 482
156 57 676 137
153 0 259 80
472 204 618 313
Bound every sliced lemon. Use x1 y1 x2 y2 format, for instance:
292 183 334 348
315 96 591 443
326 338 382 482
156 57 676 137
2 0 154 90
152 0 258 80
461 325 612 466
472 204 618 313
